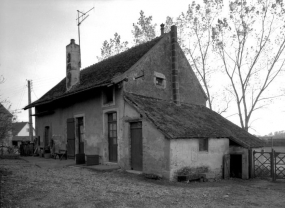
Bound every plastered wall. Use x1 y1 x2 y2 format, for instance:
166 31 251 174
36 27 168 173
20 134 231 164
35 86 124 163
170 138 229 180
122 102 170 178
124 34 207 106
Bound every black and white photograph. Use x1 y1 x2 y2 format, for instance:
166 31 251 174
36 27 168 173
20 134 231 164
0 0 285 207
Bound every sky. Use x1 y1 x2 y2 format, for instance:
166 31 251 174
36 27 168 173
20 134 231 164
0 0 284 136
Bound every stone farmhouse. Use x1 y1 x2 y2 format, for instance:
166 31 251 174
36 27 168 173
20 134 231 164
24 25 264 180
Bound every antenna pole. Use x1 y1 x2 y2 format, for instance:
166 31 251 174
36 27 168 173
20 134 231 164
76 7 94 47
77 11 81 47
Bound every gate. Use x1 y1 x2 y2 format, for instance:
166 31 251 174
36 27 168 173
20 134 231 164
253 149 285 181
275 152 285 179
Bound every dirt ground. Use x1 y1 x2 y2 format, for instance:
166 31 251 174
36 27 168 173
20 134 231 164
0 158 285 208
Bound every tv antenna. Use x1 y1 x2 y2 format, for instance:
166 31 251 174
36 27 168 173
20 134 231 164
76 7 94 47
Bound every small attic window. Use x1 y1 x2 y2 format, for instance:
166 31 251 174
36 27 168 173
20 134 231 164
156 77 164 86
154 72 166 89
103 87 115 106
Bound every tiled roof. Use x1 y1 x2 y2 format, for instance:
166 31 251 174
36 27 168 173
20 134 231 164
0 104 12 117
12 122 28 136
25 36 163 109
124 92 264 148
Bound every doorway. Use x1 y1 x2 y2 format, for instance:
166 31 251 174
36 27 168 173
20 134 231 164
130 122 142 171
108 112 117 162
230 154 242 178
67 118 75 159
76 117 84 154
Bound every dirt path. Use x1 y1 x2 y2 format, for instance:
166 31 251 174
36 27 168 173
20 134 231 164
1 159 285 208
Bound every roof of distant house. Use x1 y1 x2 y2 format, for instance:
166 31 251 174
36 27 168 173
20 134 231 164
12 122 28 136
12 136 30 142
24 36 163 109
124 92 264 148
0 103 12 117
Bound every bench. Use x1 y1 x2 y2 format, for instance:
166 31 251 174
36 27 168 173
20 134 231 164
54 150 67 160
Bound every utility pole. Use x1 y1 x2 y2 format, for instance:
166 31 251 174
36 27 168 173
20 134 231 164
27 80 33 142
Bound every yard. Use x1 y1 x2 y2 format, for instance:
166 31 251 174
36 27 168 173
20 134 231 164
0 158 285 208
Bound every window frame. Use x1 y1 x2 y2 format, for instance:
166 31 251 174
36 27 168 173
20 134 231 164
154 72 166 89
199 138 209 152
102 86 115 106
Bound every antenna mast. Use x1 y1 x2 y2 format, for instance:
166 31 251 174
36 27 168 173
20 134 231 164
76 7 94 47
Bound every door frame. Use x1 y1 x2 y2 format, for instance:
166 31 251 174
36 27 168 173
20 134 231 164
74 114 85 154
103 109 118 163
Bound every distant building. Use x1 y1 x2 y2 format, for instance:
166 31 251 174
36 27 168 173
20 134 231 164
12 122 35 146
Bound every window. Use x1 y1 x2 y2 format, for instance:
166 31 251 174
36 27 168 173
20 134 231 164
103 87 114 105
154 72 166 88
199 139 208 151
155 77 164 86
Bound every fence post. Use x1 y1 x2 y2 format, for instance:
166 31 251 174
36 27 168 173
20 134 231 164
271 149 276 182
253 150 255 178
272 149 276 182
249 149 252 178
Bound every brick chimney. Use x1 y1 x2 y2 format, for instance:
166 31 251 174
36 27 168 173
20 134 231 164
160 23 165 36
66 39 81 91
171 25 180 105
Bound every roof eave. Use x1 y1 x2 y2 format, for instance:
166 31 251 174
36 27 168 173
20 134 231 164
24 82 110 110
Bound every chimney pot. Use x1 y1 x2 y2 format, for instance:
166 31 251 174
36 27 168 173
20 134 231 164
160 23 165 36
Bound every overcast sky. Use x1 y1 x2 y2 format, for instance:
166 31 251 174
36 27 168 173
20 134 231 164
0 0 284 136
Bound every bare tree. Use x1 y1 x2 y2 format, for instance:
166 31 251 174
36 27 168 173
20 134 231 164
212 0 285 131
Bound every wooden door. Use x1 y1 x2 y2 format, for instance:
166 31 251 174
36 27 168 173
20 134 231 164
67 118 75 159
223 154 230 179
108 113 117 162
130 122 142 171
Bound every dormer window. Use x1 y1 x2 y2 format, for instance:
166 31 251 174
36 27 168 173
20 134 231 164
154 72 166 89
103 86 115 106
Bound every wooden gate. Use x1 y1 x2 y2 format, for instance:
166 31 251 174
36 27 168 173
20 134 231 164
67 118 75 159
253 150 285 181
275 152 285 179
